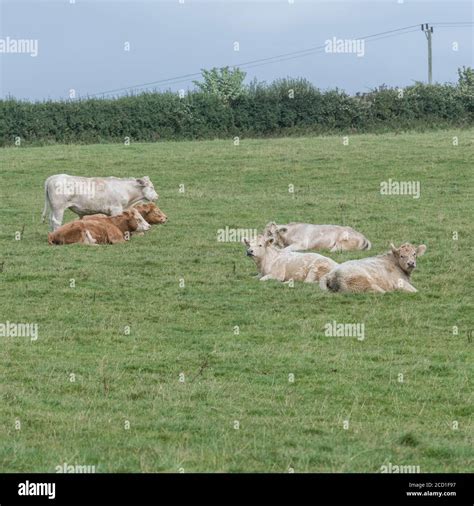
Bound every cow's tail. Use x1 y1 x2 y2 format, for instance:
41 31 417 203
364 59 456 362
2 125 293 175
42 179 51 223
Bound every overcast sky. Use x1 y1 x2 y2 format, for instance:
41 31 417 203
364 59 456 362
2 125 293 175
0 0 472 101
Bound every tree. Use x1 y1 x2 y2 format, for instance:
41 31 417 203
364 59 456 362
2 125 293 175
457 66 474 95
193 67 247 105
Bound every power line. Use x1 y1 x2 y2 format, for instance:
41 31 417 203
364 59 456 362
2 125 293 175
433 24 473 28
241 28 421 72
233 24 421 69
169 28 421 87
85 24 420 98
83 23 470 99
239 27 420 70
429 22 473 25
86 71 203 98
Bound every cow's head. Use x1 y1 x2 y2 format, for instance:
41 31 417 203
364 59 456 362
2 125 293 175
136 203 167 224
390 242 426 273
263 222 278 237
243 234 275 259
263 221 287 248
136 176 158 202
124 208 151 232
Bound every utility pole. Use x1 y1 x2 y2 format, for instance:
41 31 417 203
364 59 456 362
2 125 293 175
421 23 434 84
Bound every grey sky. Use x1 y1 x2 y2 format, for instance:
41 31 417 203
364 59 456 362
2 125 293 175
0 0 472 101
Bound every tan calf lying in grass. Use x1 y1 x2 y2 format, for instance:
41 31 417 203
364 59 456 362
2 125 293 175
129 203 167 235
264 222 371 252
319 243 427 293
82 203 167 235
134 203 167 224
243 235 338 282
84 203 168 225
48 209 149 245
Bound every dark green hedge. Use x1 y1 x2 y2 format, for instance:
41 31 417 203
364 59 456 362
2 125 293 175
1 79 472 146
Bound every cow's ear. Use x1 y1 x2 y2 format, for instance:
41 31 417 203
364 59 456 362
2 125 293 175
266 237 274 245
416 244 427 256
278 227 288 234
136 177 150 186
242 238 250 247
390 243 399 254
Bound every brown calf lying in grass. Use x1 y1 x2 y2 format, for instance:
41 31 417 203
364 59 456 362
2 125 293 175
319 242 427 293
244 235 338 283
48 209 149 245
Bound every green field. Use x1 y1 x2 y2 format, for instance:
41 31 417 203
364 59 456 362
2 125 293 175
0 130 472 473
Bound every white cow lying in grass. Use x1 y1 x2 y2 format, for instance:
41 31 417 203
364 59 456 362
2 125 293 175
42 174 158 230
243 235 338 283
319 242 427 293
263 222 371 252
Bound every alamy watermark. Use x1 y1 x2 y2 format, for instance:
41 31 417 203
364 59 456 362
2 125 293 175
217 226 257 242
380 179 420 199
324 320 365 340
55 462 96 473
0 321 38 341
325 37 365 57
55 180 97 196
18 482 55 500
380 462 420 473
0 37 38 57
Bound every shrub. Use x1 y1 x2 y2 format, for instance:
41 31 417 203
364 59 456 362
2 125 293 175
1 72 472 147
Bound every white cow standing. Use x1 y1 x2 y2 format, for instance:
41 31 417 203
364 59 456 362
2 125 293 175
42 174 159 230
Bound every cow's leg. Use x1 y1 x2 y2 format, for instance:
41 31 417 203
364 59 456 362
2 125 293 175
106 229 126 244
370 284 386 293
304 269 318 283
263 264 287 281
82 230 98 246
50 206 66 231
400 282 418 293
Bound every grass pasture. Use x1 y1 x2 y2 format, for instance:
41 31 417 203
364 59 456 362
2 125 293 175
0 130 473 472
